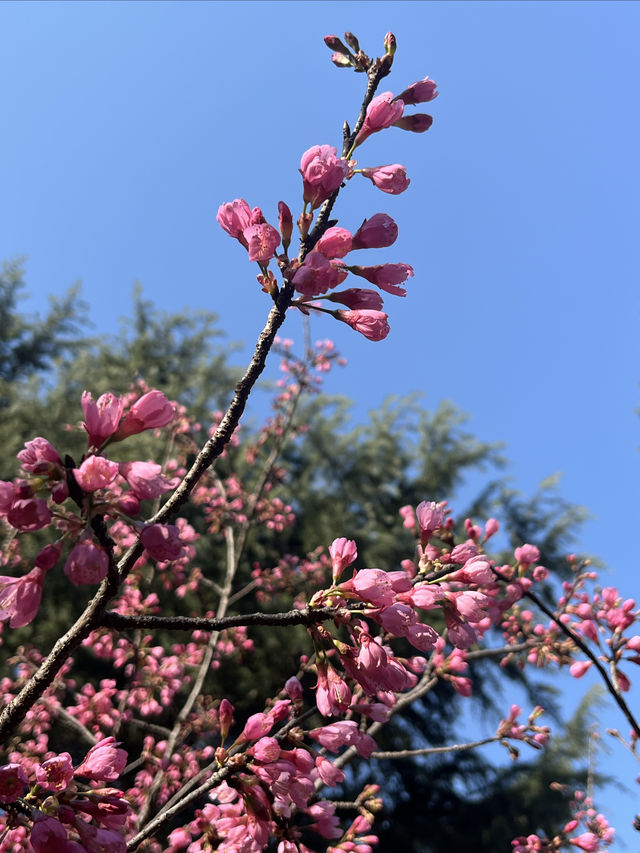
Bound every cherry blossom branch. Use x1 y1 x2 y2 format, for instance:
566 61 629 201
371 736 508 759
522 586 640 739
102 605 341 633
0 286 295 745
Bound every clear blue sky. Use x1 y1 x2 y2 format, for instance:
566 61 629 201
2 1 639 845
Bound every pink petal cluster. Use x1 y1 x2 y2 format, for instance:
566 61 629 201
337 309 390 341
300 145 352 210
113 390 174 440
355 92 405 145
75 737 127 782
64 540 109 586
360 164 410 194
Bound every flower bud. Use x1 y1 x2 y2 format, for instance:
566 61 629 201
344 31 360 53
278 201 293 253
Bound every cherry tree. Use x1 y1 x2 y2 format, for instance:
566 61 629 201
0 31 636 853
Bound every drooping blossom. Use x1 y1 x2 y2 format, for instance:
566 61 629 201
300 145 351 210
73 455 119 492
118 461 173 500
393 113 433 133
355 92 405 145
75 737 127 782
64 540 109 586
82 391 124 449
141 524 184 562
352 213 398 249
0 566 47 627
360 164 410 194
397 76 438 105
309 720 377 758
337 309 390 341
113 390 173 440
316 659 352 717
17 437 62 474
326 288 384 311
348 262 414 296
416 500 446 544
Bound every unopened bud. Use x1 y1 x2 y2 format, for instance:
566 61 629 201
218 698 234 742
344 31 360 53
278 200 293 253
393 113 434 133
297 211 313 241
331 52 353 68
324 34 351 55
384 32 396 56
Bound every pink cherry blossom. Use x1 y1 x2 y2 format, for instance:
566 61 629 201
0 566 47 627
355 92 405 145
243 222 281 263
416 500 446 544
74 455 119 492
17 437 61 474
118 461 173 500
293 252 348 297
64 540 109 586
30 816 84 853
75 737 127 782
352 213 398 249
393 113 433 133
314 226 353 259
309 720 377 758
328 537 358 583
348 262 414 296
337 309 390 341
113 390 173 440
217 198 252 246
35 543 62 570
360 164 410 194
141 524 184 562
82 391 124 449
327 288 384 311
397 76 438 105
7 497 52 532
299 145 351 210
0 763 28 804
35 753 74 791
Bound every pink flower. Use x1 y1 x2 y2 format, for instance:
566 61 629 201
397 76 438 105
0 763 28 804
239 712 273 741
75 737 127 782
30 816 83 853
249 736 280 763
74 455 119 492
337 309 390 341
515 544 540 566
293 252 348 297
118 461 172 500
35 753 74 791
0 566 47 627
393 114 433 133
300 145 351 210
243 222 281 263
327 288 384 311
329 537 358 583
416 500 446 544
355 92 405 145
76 822 126 853
17 437 61 474
218 698 234 740
7 497 52 532
484 517 500 541
141 524 184 562
82 392 124 449
350 568 395 606
64 540 109 586
315 226 353 259
316 660 352 717
569 660 593 678
217 199 252 246
348 262 414 296
352 213 398 249
309 720 377 758
113 390 173 440
35 543 62 570
569 833 600 852
315 755 345 786
360 165 410 194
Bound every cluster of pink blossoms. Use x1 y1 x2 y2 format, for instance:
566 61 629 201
0 388 183 628
216 32 437 342
0 737 129 852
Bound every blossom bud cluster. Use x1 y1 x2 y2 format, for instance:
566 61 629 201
0 388 182 628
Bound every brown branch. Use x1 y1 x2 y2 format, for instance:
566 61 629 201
102 605 341 632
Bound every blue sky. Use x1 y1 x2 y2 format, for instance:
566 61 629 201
2 0 639 844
